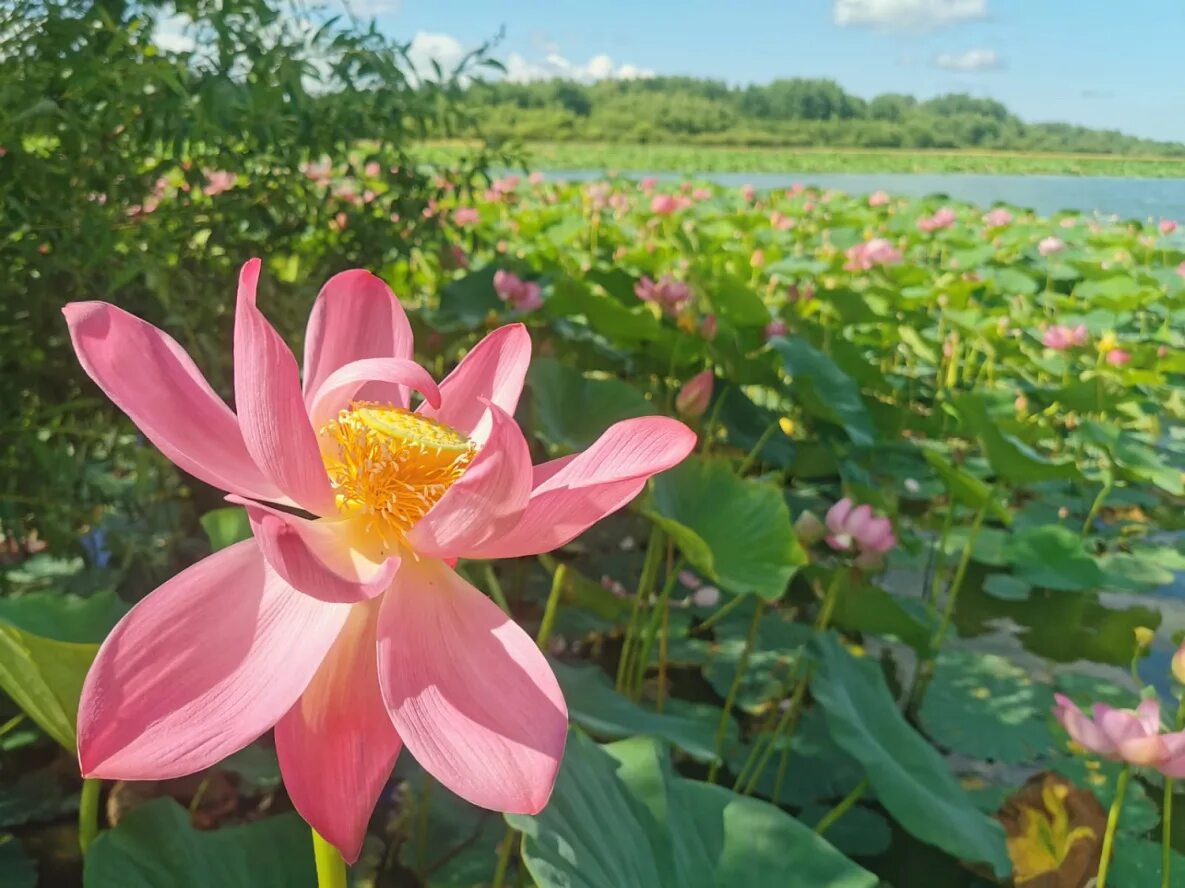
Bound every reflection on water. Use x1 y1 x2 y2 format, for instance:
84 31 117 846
546 168 1185 221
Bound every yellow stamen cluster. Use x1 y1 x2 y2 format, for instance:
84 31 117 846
320 404 475 547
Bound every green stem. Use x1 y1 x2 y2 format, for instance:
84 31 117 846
692 593 746 635
482 562 511 615
707 599 764 784
814 778 869 837
0 713 26 739
631 557 684 699
1082 465 1114 537
312 829 348 888
616 527 664 692
736 422 779 475
535 563 567 651
1098 766 1131 888
492 823 516 888
78 778 101 855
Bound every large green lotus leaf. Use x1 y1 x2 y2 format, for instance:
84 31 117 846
435 265 503 326
84 798 315 888
919 445 1013 524
829 577 934 656
0 770 77 827
528 357 656 451
396 768 501 888
0 624 96 750
551 659 730 764
811 634 1012 878
800 804 893 858
0 588 125 644
200 507 252 552
713 384 795 468
509 731 877 888
0 834 36 888
1074 420 1185 495
918 649 1055 764
708 273 773 327
1108 838 1185 887
772 337 876 446
649 456 804 601
1004 525 1103 591
951 393 1081 485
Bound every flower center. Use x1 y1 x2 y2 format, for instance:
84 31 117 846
319 404 475 547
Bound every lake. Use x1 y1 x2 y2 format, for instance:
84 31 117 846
546 168 1185 221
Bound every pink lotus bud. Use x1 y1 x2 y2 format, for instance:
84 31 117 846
794 511 825 546
741 184 756 202
651 194 680 215
699 314 718 341
750 249 765 268
1106 348 1131 367
1038 236 1065 256
1161 219 1178 235
675 371 714 419
452 207 480 227
364 162 381 177
868 190 890 207
764 319 788 340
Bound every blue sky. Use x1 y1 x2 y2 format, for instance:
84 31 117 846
364 0 1185 143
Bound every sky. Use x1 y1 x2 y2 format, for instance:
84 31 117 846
347 0 1185 143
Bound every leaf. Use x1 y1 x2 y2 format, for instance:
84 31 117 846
829 578 934 655
1109 838 1185 887
436 265 503 326
528 358 656 451
800 805 893 858
773 338 876 446
983 574 1032 601
1004 525 1103 592
918 649 1055 764
649 456 805 601
200 507 252 552
0 588 126 643
919 446 1012 524
84 799 315 888
0 834 36 888
0 625 96 750
551 660 730 764
811 634 1012 877
509 731 877 888
951 393 1081 485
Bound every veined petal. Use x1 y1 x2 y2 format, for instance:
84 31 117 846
275 599 400 864
78 540 351 780
63 302 282 502
377 558 567 813
234 259 336 515
406 404 533 559
307 357 441 432
465 416 696 560
229 496 397 604
419 324 531 436
302 269 414 408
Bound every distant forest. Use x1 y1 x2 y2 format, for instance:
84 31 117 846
454 76 1184 156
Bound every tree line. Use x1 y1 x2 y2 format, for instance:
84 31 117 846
452 76 1183 156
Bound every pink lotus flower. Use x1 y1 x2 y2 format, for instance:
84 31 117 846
868 190 890 207
364 162 381 178
825 498 896 568
770 211 795 231
635 274 691 316
741 184 756 203
844 238 903 271
1178 261 1185 279
492 270 543 314
64 260 695 862
650 194 680 215
983 208 1014 228
528 171 545 185
917 207 956 233
692 187 712 201
1161 219 1178 235
302 160 333 186
750 249 765 268
1052 696 1185 772
699 314 718 341
202 170 237 197
1038 236 1065 256
640 177 658 192
1106 348 1131 367
452 207 480 227
1043 324 1088 350
764 319 788 340
675 371 713 419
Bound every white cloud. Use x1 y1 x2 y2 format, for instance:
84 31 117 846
153 9 196 53
504 49 653 83
834 0 987 30
934 48 1001 71
406 31 468 80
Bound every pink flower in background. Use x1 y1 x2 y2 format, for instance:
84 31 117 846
651 194 680 215
770 211 795 231
845 238 902 271
1052 696 1185 771
699 314 718 341
1178 262 1185 279
528 171 545 185
918 207 956 232
635 274 692 316
675 371 714 419
302 160 333 186
493 270 543 314
741 184 757 203
202 170 236 197
330 212 348 232
764 319 788 340
1043 324 1088 350
1160 219 1179 235
825 498 896 568
1106 348 1131 367
640 177 658 192
1038 236 1066 256
493 175 520 195
446 244 468 270
787 282 815 303
453 207 480 227
868 190 891 207
692 187 712 201
1059 217 1077 228
65 260 695 862
750 249 766 268
787 183 805 197
364 162 381 178
983 208 1014 228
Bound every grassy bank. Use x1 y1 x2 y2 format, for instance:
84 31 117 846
421 140 1185 177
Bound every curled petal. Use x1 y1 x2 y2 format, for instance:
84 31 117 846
78 540 351 780
825 498 853 535
303 269 414 407
63 302 282 502
234 259 336 514
276 599 401 864
464 416 696 560
229 496 397 604
407 404 533 559
308 358 442 431
1053 695 1117 758
420 324 531 436
377 558 567 813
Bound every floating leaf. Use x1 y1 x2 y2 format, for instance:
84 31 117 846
773 337 876 446
1004 525 1103 592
